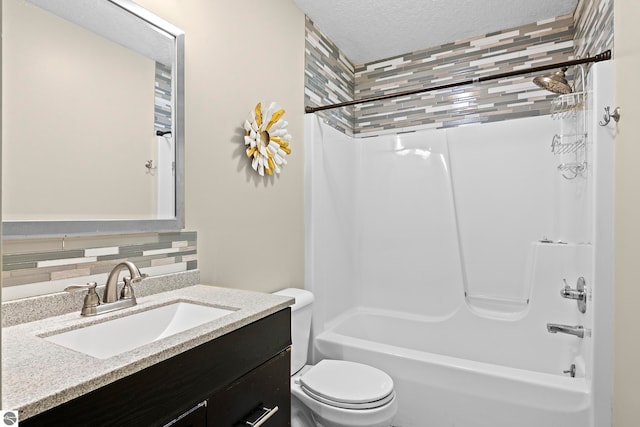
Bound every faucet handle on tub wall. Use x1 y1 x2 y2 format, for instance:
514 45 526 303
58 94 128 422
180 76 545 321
563 364 576 377
560 277 587 313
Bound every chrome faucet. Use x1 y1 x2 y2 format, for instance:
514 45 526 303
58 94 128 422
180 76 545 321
546 323 585 338
103 261 147 303
65 261 147 316
560 277 587 313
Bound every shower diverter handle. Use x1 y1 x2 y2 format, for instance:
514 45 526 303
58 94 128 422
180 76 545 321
560 277 587 313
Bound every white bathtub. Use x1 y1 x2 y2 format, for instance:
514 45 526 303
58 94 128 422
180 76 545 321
314 308 590 427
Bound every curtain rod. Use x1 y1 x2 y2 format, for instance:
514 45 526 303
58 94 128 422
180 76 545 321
304 50 612 114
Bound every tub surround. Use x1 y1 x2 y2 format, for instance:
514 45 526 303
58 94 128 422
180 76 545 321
2 283 294 421
304 61 614 424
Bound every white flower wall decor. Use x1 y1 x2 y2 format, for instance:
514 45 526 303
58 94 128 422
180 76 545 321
243 102 291 176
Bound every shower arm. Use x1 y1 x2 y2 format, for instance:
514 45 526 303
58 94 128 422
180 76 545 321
305 50 612 113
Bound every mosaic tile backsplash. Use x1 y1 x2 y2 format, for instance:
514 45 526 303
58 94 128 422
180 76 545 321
2 231 197 300
304 0 614 137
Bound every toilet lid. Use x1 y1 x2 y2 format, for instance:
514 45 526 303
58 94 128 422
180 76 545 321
299 360 394 407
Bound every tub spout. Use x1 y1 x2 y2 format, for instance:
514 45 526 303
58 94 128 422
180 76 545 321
546 323 585 338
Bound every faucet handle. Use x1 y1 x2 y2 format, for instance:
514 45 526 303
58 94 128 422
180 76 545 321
65 282 101 316
563 364 577 377
119 276 137 302
559 277 587 313
65 282 98 292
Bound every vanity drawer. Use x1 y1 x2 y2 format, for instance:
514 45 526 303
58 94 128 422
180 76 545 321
209 349 291 426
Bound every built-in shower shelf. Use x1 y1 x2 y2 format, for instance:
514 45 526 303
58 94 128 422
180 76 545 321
465 293 529 318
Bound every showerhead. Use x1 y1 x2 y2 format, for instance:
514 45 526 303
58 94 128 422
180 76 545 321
533 67 572 94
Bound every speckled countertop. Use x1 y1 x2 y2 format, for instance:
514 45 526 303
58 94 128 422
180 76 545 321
2 284 293 421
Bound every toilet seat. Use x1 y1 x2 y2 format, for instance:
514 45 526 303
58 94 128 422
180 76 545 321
299 360 395 410
301 385 396 410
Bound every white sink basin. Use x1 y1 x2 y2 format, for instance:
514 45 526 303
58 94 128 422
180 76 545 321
43 302 235 359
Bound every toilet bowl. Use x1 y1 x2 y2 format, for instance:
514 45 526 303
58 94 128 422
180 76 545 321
273 288 397 427
292 361 397 427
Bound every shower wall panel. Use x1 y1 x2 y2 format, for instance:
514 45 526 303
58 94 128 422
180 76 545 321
304 115 359 333
353 129 463 317
447 116 560 303
307 114 590 322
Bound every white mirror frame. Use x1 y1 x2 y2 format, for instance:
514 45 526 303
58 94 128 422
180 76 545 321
2 0 185 238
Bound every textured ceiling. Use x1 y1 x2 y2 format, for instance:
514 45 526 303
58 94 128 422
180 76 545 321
27 0 175 65
294 0 578 64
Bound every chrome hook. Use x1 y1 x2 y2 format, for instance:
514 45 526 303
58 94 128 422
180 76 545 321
599 106 621 126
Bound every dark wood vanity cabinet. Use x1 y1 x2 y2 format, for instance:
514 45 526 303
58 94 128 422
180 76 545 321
208 348 290 426
21 308 291 427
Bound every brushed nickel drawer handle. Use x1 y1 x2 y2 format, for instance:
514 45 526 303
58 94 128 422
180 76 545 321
243 406 279 426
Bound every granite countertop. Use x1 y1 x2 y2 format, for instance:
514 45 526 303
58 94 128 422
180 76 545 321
2 284 294 421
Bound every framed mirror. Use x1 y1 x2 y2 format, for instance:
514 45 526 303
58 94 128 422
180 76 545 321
2 0 185 238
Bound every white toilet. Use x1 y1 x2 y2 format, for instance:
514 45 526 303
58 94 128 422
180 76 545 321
273 288 397 427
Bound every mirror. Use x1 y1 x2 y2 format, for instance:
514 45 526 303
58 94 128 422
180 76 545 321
2 0 184 237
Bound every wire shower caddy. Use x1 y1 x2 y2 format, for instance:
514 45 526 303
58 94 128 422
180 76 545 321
550 65 587 180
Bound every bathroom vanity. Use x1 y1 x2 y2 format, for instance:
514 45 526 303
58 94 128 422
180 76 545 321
2 284 293 426
3 1 291 423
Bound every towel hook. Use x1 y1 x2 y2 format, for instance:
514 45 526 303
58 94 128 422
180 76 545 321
599 106 621 126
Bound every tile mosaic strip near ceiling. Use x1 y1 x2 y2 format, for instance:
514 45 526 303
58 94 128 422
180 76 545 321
574 0 613 59
304 0 614 138
353 14 575 137
304 17 356 136
2 231 198 300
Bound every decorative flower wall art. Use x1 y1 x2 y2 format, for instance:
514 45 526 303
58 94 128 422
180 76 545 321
243 102 291 176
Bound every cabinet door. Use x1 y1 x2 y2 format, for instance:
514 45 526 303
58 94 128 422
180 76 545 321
209 349 290 427
163 401 207 427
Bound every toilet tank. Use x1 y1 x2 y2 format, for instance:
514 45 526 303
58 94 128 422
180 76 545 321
272 288 314 374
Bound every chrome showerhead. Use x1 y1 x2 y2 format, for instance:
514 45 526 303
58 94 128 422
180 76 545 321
533 67 572 94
